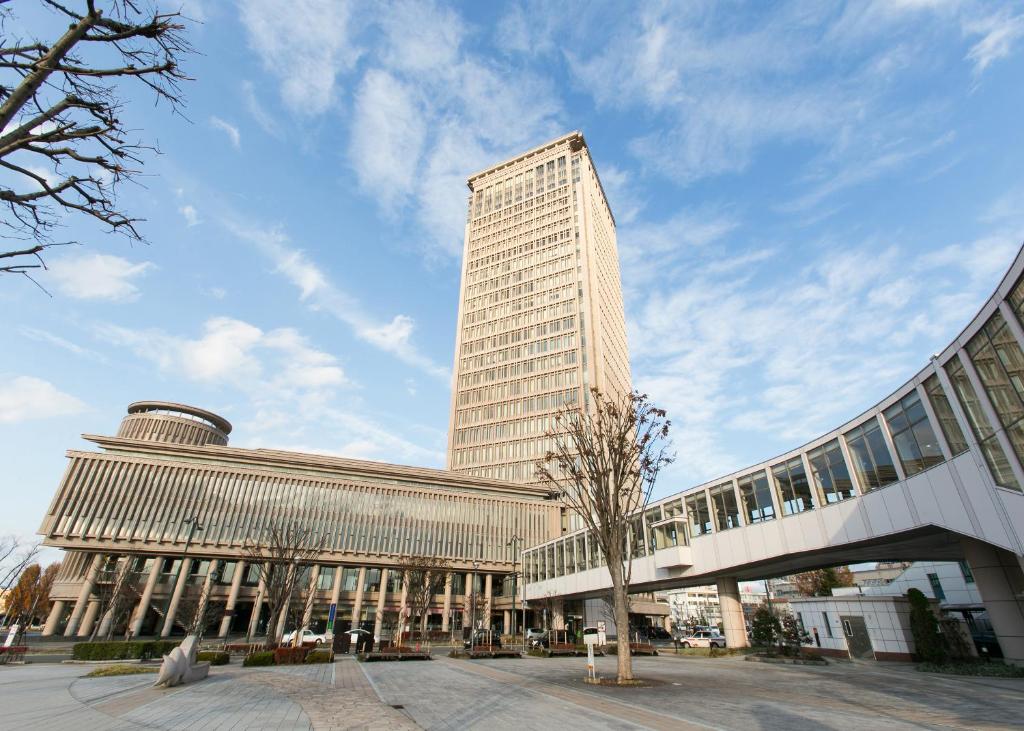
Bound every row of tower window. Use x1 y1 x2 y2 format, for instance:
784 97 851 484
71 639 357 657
456 350 578 388
458 333 577 372
471 156 568 219
451 407 577 447
461 300 576 340
462 282 576 320
455 387 580 427
463 255 575 297
465 238 572 281
460 316 576 356
456 368 578 407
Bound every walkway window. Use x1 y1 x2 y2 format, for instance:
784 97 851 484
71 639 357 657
709 483 741 530
959 560 975 584
576 535 588 572
968 311 1024 486
589 531 604 567
772 457 814 515
317 565 335 591
631 517 646 558
685 493 712 536
927 572 946 601
645 507 661 553
946 354 1021 491
923 374 968 455
883 391 944 476
807 439 855 504
844 418 898 492
341 567 359 592
738 471 776 523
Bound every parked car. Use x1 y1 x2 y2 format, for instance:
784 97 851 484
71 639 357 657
281 628 326 646
678 630 726 649
464 629 502 649
526 628 547 648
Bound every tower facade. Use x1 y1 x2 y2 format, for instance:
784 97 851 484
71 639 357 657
447 131 632 487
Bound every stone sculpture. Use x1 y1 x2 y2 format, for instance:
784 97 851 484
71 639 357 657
153 635 210 688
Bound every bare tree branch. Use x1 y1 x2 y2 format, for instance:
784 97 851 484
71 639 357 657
0 1 193 281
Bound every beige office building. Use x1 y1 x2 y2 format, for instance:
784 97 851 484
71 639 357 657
447 131 632 487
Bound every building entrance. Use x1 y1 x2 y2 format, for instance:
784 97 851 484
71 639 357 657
841 615 873 659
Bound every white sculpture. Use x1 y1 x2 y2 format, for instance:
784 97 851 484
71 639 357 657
153 635 210 688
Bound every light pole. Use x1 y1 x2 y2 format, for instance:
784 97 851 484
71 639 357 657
470 560 479 646
159 515 203 635
506 534 523 650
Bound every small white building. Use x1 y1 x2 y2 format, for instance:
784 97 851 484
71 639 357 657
789 594 925 661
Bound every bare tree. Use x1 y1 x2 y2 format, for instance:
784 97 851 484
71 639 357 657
241 523 324 647
84 557 140 640
0 537 41 602
536 388 673 683
0 1 193 287
174 586 223 641
395 555 451 644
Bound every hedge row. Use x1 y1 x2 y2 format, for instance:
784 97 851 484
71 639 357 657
305 649 334 664
72 641 180 661
243 651 275 667
196 651 230 666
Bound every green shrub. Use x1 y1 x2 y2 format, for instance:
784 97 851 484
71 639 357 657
72 641 180 661
751 606 782 651
243 651 275 667
917 661 1024 678
907 588 947 664
84 664 160 677
304 649 334 664
197 651 230 665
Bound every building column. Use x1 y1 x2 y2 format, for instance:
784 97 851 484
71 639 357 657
42 600 66 637
551 599 564 630
302 565 321 630
963 538 1024 665
64 554 104 637
398 574 409 634
463 571 472 624
484 574 493 629
130 558 163 638
275 564 295 642
78 599 101 638
328 566 343 638
350 567 367 631
373 568 389 640
717 576 749 648
503 609 511 635
161 557 193 638
441 573 453 632
247 574 267 641
218 559 246 638
192 559 220 636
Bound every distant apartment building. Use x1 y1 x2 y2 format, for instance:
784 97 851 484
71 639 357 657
446 131 631 496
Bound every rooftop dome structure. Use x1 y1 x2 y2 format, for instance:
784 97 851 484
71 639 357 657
116 401 232 447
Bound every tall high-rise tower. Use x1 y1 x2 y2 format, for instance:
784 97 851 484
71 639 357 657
447 131 632 488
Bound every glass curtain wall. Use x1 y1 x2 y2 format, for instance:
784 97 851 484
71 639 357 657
738 471 776 523
685 493 712 536
882 391 944 476
844 418 898 491
806 439 855 504
945 354 1021 490
772 457 814 515
923 374 969 454
709 483 741 530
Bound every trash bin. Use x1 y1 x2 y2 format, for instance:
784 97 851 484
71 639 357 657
334 632 351 654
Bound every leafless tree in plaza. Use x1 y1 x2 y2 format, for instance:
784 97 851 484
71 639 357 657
89 556 140 640
0 1 193 286
536 388 673 683
395 555 451 643
241 523 324 647
174 586 224 641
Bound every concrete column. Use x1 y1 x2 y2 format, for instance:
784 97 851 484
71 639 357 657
218 559 246 638
247 574 267 640
551 599 564 630
484 574 493 629
463 571 472 624
275 564 295 642
963 539 1024 665
41 599 66 637
64 554 104 637
78 599 101 638
130 558 163 637
302 565 321 630
328 566 343 637
160 557 192 638
441 573 453 632
373 568 389 640
398 574 409 633
193 559 220 636
717 576 749 648
503 609 511 634
350 567 367 631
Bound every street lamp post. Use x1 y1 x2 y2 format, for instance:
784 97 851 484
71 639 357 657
470 560 479 647
506 534 523 650
159 515 203 635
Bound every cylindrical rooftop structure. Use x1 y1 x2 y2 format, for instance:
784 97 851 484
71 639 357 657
116 401 231 447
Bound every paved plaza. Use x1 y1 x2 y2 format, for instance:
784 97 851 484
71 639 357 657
1 654 1022 730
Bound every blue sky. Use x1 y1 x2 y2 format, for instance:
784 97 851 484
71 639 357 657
2 1 1024 553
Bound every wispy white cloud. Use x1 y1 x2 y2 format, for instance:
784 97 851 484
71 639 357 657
209 116 241 149
964 8 1024 75
48 253 153 302
224 221 449 378
240 80 281 136
179 204 201 227
19 327 106 362
0 376 86 423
